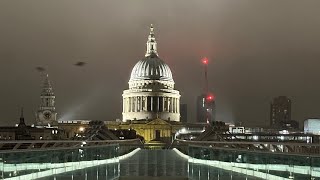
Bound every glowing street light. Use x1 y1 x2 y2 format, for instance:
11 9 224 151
79 127 85 132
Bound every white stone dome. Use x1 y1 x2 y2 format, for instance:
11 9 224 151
122 24 180 122
129 54 174 82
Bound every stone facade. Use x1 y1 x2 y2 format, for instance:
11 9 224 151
106 119 184 143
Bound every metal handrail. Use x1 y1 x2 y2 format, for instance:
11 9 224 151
0 139 143 153
186 144 320 158
0 139 141 144
172 139 320 157
174 139 320 147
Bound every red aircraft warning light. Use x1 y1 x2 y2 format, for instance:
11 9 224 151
206 94 215 101
202 57 209 65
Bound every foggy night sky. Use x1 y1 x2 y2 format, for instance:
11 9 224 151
1 0 320 127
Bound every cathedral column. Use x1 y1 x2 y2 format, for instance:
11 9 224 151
174 98 176 113
130 97 133 112
173 98 175 113
143 96 147 111
141 96 143 111
162 97 165 112
137 97 139 112
126 98 128 112
128 98 130 112
146 96 150 111
123 98 125 113
168 97 171 112
140 96 143 111
157 96 160 112
124 97 126 112
177 99 180 113
171 98 173 113
173 98 176 113
128 97 131 112
174 98 176 112
136 97 139 112
175 98 178 113
167 97 169 112
150 96 153 111
134 97 138 112
163 97 166 112
146 96 148 111
166 97 169 112
131 97 134 112
170 97 173 112
129 97 131 112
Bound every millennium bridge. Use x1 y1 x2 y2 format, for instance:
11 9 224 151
0 139 319 180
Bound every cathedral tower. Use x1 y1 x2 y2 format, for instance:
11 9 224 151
35 74 57 126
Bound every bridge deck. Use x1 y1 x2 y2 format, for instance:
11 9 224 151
120 149 188 177
39 149 261 180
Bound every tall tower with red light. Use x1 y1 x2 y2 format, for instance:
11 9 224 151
196 57 216 124
202 57 209 94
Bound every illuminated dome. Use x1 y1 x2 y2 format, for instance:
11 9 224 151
122 24 180 122
129 54 174 82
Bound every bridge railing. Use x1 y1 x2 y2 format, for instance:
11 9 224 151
172 139 320 154
0 138 143 151
173 139 320 180
0 139 143 180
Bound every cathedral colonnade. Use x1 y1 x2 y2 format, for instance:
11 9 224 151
123 96 180 113
122 91 180 121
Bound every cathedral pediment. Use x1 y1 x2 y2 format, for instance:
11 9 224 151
147 118 171 125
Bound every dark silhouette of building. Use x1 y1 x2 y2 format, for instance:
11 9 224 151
75 121 118 140
281 120 299 130
110 129 138 139
270 96 291 128
196 94 215 123
180 104 188 123
16 108 32 140
195 121 228 141
0 109 63 140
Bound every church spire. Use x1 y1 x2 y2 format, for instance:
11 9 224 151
36 73 57 126
20 107 24 123
39 73 55 109
41 74 54 96
145 24 158 57
43 74 51 89
18 107 26 127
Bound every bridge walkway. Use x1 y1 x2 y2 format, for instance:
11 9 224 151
119 149 259 180
120 149 187 178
